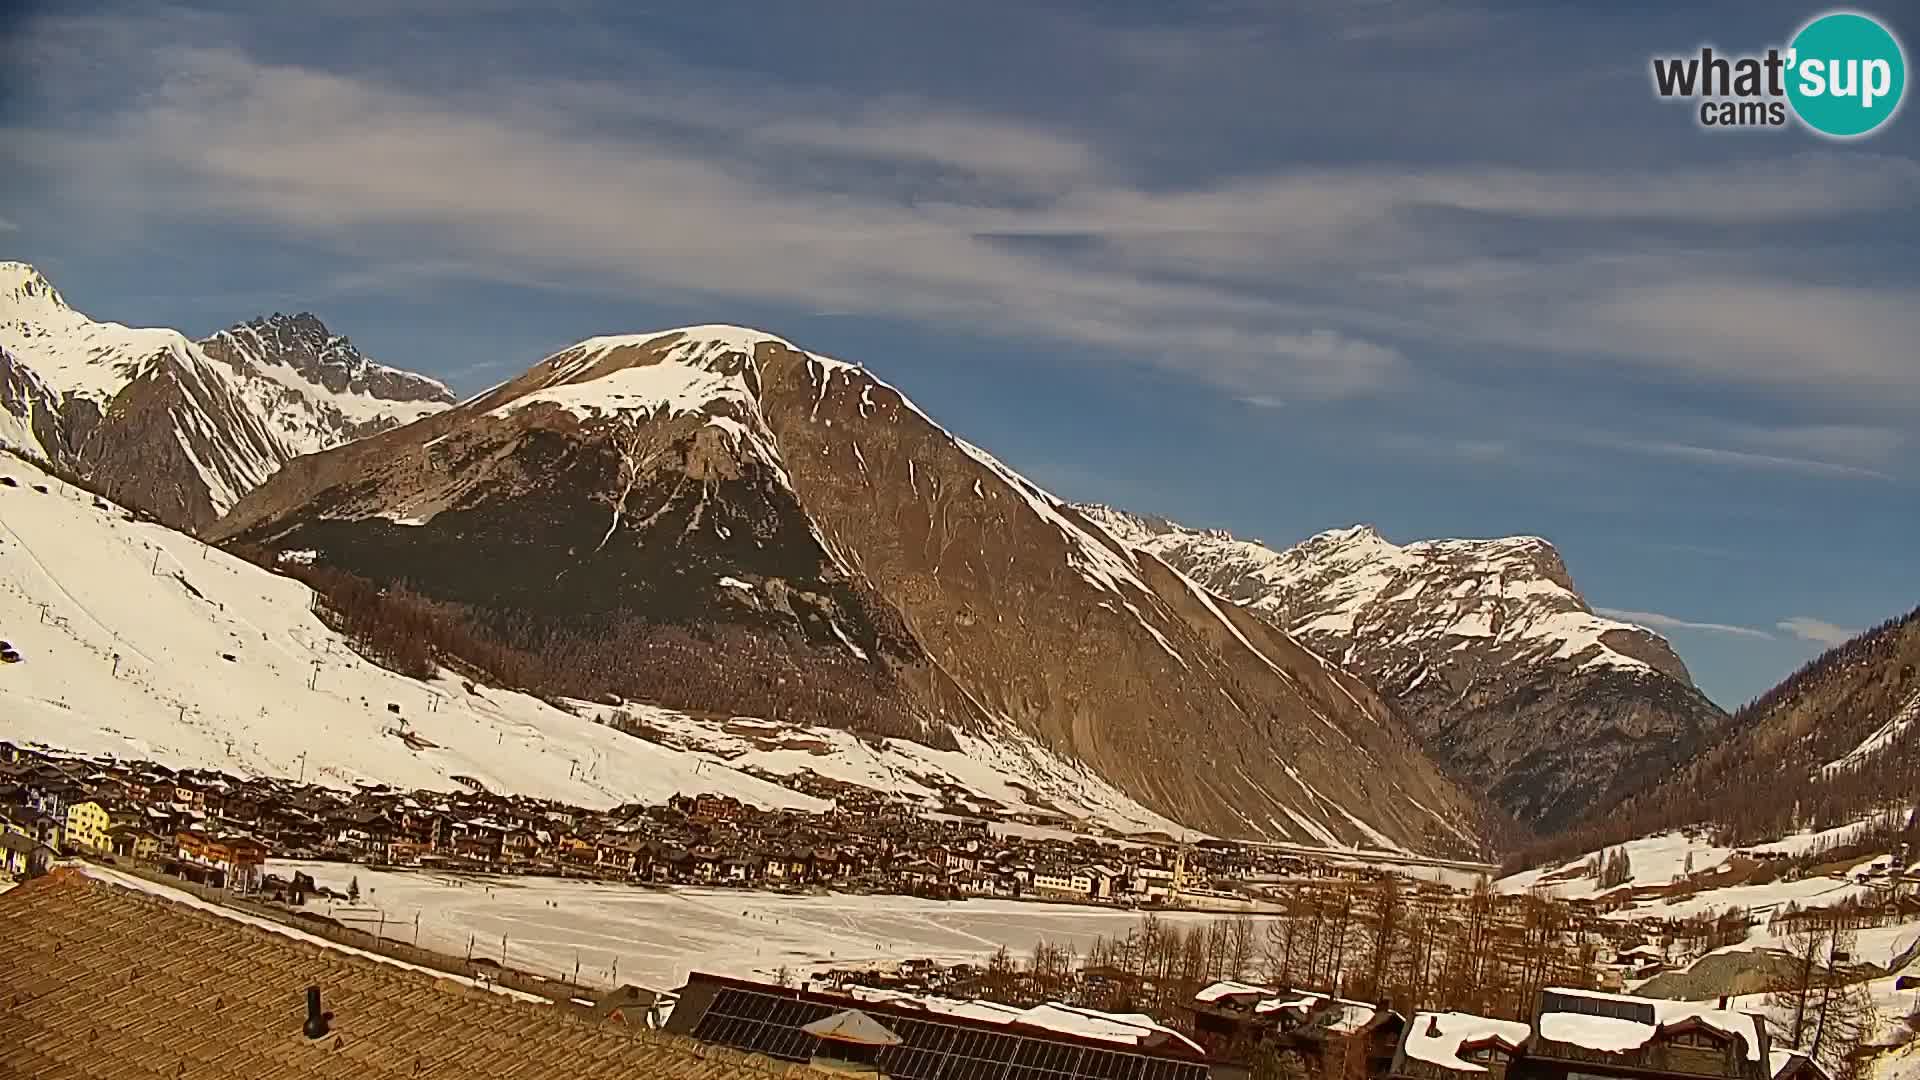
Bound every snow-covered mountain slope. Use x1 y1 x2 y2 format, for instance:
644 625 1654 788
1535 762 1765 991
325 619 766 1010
212 325 1487 853
1075 506 1730 834
0 262 452 531
0 451 1182 830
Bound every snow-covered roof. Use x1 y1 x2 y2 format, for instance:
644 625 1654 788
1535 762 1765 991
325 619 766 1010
1537 987 1765 1062
1195 979 1272 1003
1404 1012 1532 1073
843 987 1200 1052
1325 1002 1381 1035
1770 1049 1809 1079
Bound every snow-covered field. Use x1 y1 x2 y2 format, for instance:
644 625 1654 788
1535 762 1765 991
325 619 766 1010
0 455 1175 831
1498 822 1893 901
275 860 1267 991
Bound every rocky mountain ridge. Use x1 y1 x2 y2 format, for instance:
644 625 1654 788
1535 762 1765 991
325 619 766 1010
1074 504 1731 834
211 325 1488 852
0 262 454 530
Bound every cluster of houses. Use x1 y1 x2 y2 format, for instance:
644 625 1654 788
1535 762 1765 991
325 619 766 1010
1182 979 1828 1080
0 743 270 889
659 967 1831 1080
0 742 1361 907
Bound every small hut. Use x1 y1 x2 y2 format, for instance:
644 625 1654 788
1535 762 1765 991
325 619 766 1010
801 1008 902 1075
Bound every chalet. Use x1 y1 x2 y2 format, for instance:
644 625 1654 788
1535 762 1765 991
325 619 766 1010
500 827 540 865
24 778 77 821
0 831 54 878
1135 864 1178 902
897 859 943 888
557 836 598 867
597 836 645 876
4 808 65 851
1084 863 1121 900
1031 867 1093 899
107 826 162 861
690 851 719 883
334 809 393 854
1618 944 1668 977
1390 989 1772 1080
1187 981 1399 1072
1769 1051 1829 1080
385 839 433 866
449 823 504 865
64 800 111 852
687 793 744 823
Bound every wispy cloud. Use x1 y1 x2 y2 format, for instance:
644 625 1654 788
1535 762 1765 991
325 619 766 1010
1775 616 1856 647
1554 423 1901 481
1631 441 1893 481
0 216 16 232
1595 608 1775 640
10 30 1920 416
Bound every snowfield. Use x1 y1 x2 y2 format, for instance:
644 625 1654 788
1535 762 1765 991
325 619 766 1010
1497 822 1893 901
0 454 1178 831
275 859 1269 991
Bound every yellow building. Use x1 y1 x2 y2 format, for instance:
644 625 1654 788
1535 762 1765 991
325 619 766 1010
64 801 110 852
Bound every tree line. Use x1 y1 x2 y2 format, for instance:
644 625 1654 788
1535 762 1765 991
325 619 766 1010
992 878 1599 1025
1506 604 1920 872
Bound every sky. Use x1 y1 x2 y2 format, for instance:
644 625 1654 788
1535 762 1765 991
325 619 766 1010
1 1 1915 710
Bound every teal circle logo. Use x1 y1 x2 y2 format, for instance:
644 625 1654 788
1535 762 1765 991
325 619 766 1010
1787 11 1906 137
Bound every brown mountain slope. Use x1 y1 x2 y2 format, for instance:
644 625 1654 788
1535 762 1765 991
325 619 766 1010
214 326 1486 852
1512 602 1920 866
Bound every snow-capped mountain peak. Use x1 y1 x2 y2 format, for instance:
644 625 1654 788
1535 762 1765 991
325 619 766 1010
0 260 70 316
1070 502 1731 832
204 312 454 404
0 262 455 530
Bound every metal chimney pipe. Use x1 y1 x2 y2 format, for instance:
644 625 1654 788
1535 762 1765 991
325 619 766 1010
304 986 330 1039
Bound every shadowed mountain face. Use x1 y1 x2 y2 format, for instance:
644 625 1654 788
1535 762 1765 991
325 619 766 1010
214 326 1487 853
1075 506 1731 835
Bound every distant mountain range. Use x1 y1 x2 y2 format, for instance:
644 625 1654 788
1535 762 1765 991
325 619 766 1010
0 262 452 530
1073 507 1732 834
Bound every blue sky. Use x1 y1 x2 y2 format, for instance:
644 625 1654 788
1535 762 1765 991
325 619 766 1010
2 1 1915 709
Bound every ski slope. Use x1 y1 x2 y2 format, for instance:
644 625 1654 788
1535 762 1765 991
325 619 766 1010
0 454 1176 829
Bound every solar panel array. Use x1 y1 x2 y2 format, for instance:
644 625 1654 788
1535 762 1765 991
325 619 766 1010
689 988 1211 1080
1540 991 1655 1026
692 988 837 1061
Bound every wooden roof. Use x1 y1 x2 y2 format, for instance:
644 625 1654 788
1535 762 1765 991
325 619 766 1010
0 870 779 1079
